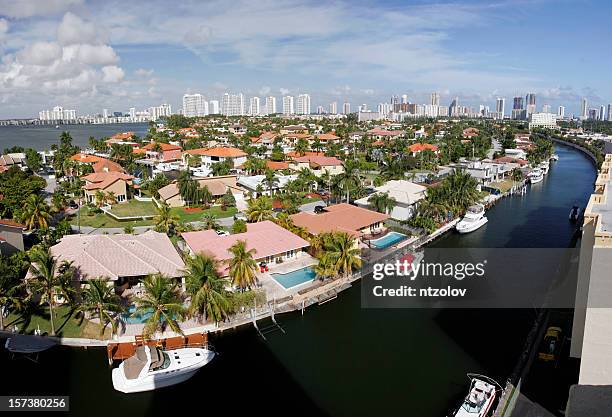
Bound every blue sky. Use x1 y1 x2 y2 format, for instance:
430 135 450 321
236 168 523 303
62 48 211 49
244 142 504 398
0 0 610 118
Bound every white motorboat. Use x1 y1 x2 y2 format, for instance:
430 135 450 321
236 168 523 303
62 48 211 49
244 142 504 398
112 345 215 393
550 154 559 161
451 374 500 417
539 161 550 175
528 168 544 184
569 205 581 222
456 204 488 234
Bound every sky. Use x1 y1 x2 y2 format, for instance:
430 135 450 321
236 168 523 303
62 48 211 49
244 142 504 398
0 0 610 118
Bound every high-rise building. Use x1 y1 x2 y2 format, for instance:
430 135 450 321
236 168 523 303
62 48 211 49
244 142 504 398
296 94 311 115
581 97 588 120
542 104 551 114
401 94 408 104
249 97 261 116
558 106 565 118
600 105 606 121
209 100 220 114
39 106 77 121
588 108 599 120
316 106 325 114
148 104 172 121
221 93 245 116
343 102 351 114
449 97 459 117
282 95 295 115
607 104 612 122
183 93 208 117
513 96 524 110
329 102 338 114
129 107 136 119
495 97 505 119
430 92 440 107
265 96 277 115
525 92 536 116
103 109 109 119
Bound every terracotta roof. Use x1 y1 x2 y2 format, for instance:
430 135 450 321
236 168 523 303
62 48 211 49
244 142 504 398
267 160 290 170
142 142 181 152
0 219 25 229
408 143 439 153
47 231 185 281
286 151 325 159
82 171 133 191
161 149 182 162
493 156 528 166
462 127 480 138
70 153 105 164
182 221 309 266
110 132 135 140
316 133 341 141
93 158 127 174
367 129 404 137
290 203 388 237
158 177 233 201
292 155 343 167
185 147 246 158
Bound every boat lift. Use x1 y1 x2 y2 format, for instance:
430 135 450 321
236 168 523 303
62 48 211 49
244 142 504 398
252 299 285 340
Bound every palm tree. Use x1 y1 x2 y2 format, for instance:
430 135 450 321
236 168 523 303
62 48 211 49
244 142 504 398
227 240 258 290
0 274 22 331
314 255 337 281
183 254 230 324
294 138 309 156
94 190 106 207
21 194 52 230
134 274 185 338
263 169 279 196
245 196 274 222
154 202 179 234
105 191 117 205
78 278 125 336
202 212 220 230
27 247 75 336
323 232 362 278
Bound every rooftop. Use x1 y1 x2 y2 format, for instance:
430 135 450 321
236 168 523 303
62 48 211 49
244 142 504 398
185 147 247 158
290 203 388 237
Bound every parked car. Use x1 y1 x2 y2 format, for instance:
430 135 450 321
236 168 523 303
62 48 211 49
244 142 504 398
314 205 326 214
215 230 229 236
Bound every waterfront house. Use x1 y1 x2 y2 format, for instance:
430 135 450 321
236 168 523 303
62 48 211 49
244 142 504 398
82 171 134 204
182 220 310 274
42 231 185 293
354 180 427 221
290 203 388 242
0 219 25 255
157 175 244 207
183 147 247 169
140 142 182 163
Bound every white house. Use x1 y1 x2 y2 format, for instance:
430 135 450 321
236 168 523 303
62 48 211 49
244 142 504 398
354 180 427 221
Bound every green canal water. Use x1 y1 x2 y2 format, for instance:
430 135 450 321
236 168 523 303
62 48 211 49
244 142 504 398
0 144 596 417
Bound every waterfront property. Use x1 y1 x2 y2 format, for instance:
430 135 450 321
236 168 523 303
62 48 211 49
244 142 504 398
271 266 316 289
369 231 408 249
181 220 310 275
354 180 426 221
572 153 612 385
82 171 134 204
290 203 388 244
183 147 247 169
41 231 185 293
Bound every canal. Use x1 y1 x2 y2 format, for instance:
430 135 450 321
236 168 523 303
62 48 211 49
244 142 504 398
0 144 597 417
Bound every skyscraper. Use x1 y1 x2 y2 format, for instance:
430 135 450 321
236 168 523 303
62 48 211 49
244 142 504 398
525 92 536 116
542 104 551 114
558 106 565 118
607 104 612 122
282 95 295 115
249 96 261 116
265 96 277 115
600 105 606 121
343 102 351 114
329 102 337 114
209 100 220 114
495 97 505 118
401 94 408 104
513 96 524 110
449 97 459 117
430 92 440 107
296 94 311 115
221 93 245 116
581 97 588 120
183 93 208 117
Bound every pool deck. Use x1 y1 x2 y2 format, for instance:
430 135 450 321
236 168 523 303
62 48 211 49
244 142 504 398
257 254 318 300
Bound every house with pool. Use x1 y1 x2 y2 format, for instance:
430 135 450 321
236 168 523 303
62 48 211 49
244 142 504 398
181 221 316 296
290 203 403 249
354 180 427 221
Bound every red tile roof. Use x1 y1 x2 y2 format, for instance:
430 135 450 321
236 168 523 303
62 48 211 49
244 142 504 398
290 203 388 237
0 219 25 228
70 153 106 164
185 147 246 158
408 143 438 153
82 172 134 191
142 142 181 152
292 155 343 167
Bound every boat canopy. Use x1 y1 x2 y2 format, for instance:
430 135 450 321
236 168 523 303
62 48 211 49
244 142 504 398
123 346 149 380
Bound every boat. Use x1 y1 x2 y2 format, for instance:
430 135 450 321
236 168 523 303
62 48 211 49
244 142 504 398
550 154 559 161
569 205 581 222
112 345 215 393
456 204 488 234
539 161 550 175
451 374 500 417
54 125 59 129
528 168 544 184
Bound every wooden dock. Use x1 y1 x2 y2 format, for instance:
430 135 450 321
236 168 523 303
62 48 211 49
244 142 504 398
106 332 209 363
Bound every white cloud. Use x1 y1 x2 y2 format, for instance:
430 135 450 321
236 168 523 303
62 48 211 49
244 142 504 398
57 12 98 45
0 0 82 19
101 65 124 83
279 88 290 95
17 42 62 65
134 68 153 77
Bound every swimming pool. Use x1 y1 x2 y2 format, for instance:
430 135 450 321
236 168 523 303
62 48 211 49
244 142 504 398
123 306 153 324
272 267 316 289
370 231 408 249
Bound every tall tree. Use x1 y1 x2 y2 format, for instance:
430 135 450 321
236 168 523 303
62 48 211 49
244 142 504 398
183 254 230 323
227 240 258 290
78 278 125 336
134 274 185 338
20 194 52 230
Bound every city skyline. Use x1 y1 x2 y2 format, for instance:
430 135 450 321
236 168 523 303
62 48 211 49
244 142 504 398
0 0 611 118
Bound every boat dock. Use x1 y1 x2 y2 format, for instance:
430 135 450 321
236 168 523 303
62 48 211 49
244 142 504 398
106 332 209 364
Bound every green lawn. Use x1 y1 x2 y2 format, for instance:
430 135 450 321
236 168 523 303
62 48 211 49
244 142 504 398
107 200 157 218
4 305 106 339
172 205 237 222
488 179 515 193
70 206 154 228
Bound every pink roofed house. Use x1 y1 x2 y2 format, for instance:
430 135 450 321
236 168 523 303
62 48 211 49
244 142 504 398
181 221 310 275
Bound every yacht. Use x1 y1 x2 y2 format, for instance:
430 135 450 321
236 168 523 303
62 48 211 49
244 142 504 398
451 375 499 417
112 345 215 393
456 204 488 234
550 154 559 161
539 161 550 175
528 168 544 184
